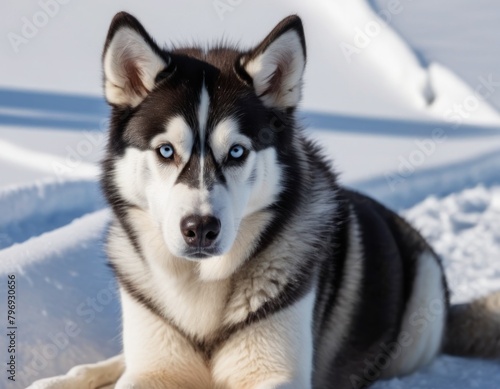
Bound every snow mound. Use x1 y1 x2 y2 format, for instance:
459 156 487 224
404 184 500 304
0 138 99 180
0 210 120 389
0 179 105 250
324 0 500 124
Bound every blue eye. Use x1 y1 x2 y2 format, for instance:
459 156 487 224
158 144 174 159
229 145 245 159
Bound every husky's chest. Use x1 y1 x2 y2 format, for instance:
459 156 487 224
108 221 230 340
151 268 231 340
143 246 310 342
109 215 322 345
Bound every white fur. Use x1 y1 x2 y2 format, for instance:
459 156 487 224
159 183 216 257
210 118 283 217
244 29 305 108
209 118 253 162
103 27 166 107
245 148 283 216
150 116 194 162
212 290 315 389
113 148 149 208
109 213 229 340
222 239 301 326
117 291 212 388
383 251 446 377
198 210 273 281
198 84 210 187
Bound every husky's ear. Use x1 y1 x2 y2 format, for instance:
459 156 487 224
239 15 306 109
102 12 169 107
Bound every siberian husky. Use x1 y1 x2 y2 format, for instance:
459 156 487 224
30 12 500 389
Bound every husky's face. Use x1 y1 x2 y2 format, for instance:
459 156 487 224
101 13 306 262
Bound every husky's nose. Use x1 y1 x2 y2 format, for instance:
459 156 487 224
181 215 221 248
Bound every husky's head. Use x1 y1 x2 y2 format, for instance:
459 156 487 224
101 12 306 275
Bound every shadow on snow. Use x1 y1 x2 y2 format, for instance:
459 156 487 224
1 88 500 137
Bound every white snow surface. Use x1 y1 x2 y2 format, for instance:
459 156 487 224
1 0 500 387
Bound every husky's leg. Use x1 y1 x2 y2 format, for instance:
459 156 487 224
27 354 124 389
212 291 315 389
380 251 447 378
117 292 212 389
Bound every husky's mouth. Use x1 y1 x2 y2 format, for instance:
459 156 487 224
183 248 220 260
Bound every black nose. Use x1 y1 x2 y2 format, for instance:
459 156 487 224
181 215 221 248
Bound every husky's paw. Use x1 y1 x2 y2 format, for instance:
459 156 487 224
27 355 124 389
26 374 101 389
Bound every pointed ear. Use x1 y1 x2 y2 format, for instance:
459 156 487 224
102 12 169 107
239 15 306 109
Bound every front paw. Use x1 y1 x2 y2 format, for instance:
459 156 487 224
27 374 97 389
27 355 124 389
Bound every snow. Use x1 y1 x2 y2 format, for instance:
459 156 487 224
373 356 500 389
404 184 500 304
370 0 500 112
0 178 103 250
0 210 121 388
1 0 500 387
